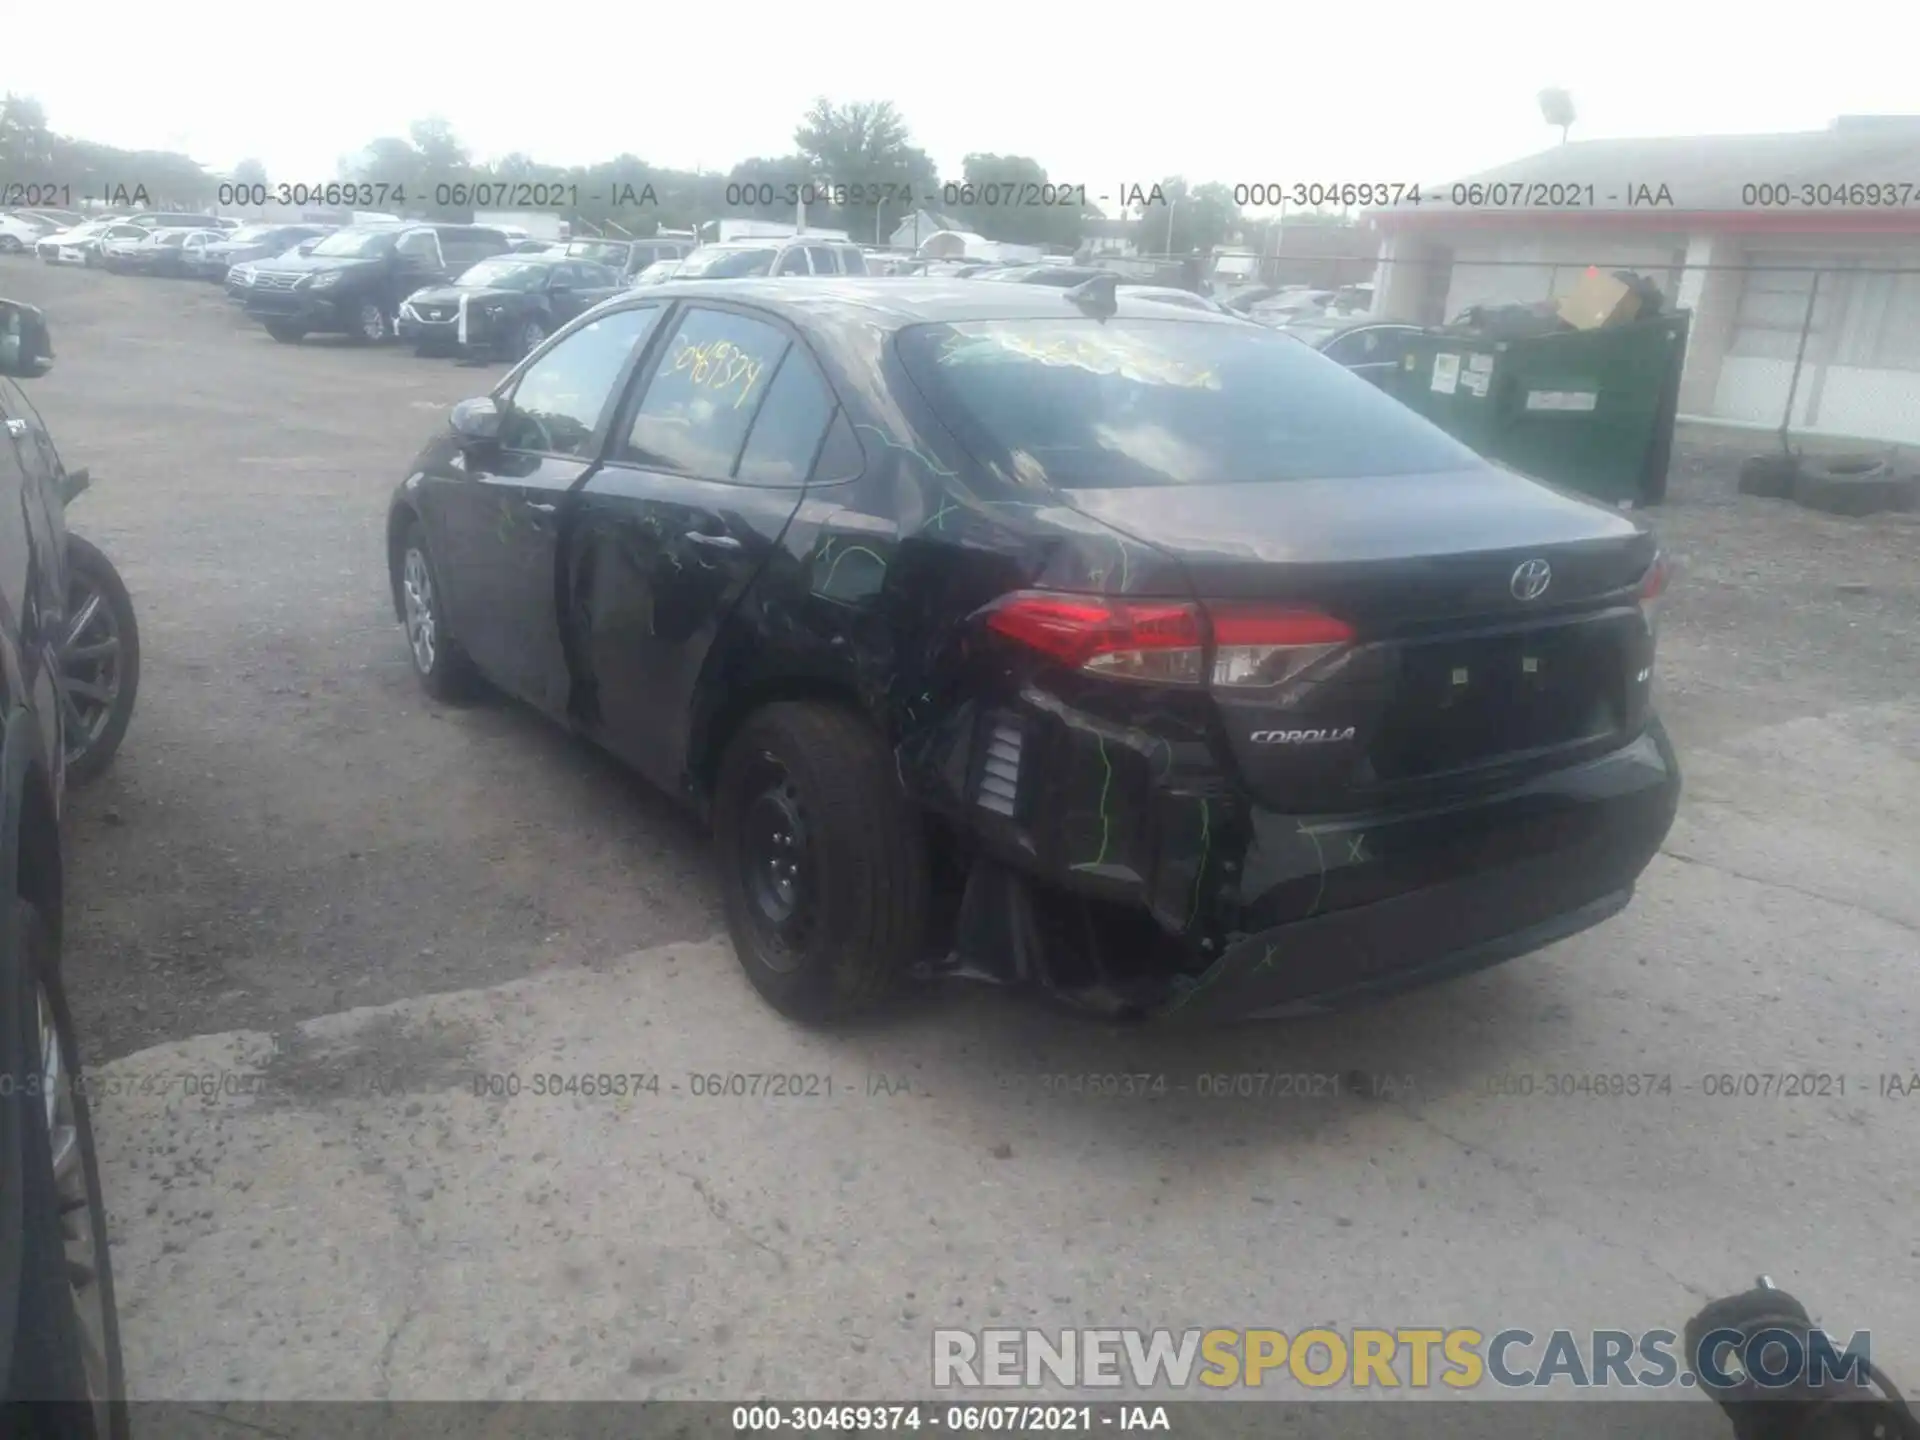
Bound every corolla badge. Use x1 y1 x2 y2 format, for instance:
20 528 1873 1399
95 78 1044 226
1251 727 1356 745
1510 558 1552 601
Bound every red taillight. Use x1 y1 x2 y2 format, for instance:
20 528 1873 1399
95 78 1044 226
983 592 1353 688
1639 553 1669 602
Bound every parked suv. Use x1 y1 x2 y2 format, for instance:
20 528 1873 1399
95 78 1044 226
0 299 129 1435
243 223 512 344
673 238 870 280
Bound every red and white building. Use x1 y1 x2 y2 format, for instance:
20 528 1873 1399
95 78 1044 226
1368 116 1920 444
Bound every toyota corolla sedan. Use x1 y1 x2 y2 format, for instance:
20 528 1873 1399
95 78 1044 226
386 276 1680 1024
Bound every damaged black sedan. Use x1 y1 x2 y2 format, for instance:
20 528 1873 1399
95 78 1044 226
386 277 1680 1024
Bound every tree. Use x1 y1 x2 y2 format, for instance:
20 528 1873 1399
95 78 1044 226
1130 177 1237 256
726 155 817 221
1538 88 1576 145
232 157 269 187
0 94 53 171
794 99 938 243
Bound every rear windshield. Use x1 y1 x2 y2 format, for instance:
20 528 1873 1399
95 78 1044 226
896 318 1478 488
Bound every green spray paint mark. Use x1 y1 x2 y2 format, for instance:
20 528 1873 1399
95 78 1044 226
854 423 955 477
1296 820 1328 918
1069 733 1115 872
818 543 887 597
1186 798 1212 929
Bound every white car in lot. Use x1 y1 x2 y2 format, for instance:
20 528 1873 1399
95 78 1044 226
37 220 152 267
0 211 60 254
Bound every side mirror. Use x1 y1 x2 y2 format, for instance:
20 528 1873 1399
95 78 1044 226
449 397 502 448
0 300 55 379
58 467 91 506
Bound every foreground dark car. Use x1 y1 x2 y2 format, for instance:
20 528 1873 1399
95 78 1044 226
0 301 128 1434
397 254 624 359
386 277 1680 1024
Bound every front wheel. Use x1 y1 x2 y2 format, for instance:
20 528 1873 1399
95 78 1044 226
712 703 929 1023
9 899 130 1436
59 533 140 787
516 317 548 359
351 299 393 345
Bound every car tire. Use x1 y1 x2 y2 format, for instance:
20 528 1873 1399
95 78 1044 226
713 702 929 1023
516 318 548 359
1736 452 1799 499
6 898 130 1437
351 300 393 345
264 321 305 344
397 521 479 701
60 534 141 789
0 236 21 254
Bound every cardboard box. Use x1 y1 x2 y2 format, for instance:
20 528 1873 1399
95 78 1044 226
1558 269 1643 331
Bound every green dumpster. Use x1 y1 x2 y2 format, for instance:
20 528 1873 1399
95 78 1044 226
1389 311 1691 506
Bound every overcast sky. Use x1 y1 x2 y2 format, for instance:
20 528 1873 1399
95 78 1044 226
4 0 1911 213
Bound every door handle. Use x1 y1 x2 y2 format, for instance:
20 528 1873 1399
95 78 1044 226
4 419 25 439
523 501 557 514
683 530 741 552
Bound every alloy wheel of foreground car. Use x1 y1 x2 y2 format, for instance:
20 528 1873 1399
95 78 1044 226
713 703 929 1022
399 525 477 700
20 900 128 1439
58 534 141 787
402 546 437 674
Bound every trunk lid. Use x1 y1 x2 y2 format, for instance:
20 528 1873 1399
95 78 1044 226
1059 467 1658 808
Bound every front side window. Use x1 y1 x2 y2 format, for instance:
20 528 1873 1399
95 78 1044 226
804 247 839 275
498 305 665 457
397 230 442 264
896 317 1481 488
776 249 811 276
621 307 793 477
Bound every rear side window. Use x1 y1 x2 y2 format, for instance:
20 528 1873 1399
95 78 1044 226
622 307 792 477
838 248 869 276
895 318 1480 488
776 248 811 276
735 352 836 486
804 246 839 275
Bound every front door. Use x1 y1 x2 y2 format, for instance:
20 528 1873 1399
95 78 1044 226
570 303 845 790
424 303 668 715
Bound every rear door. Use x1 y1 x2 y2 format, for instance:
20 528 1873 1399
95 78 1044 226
423 303 668 714
569 303 839 788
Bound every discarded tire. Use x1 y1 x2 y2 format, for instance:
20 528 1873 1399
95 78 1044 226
1737 453 1800 499
1792 463 1918 518
1800 452 1891 483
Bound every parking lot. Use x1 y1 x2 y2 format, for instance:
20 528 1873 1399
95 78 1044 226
7 256 1920 1402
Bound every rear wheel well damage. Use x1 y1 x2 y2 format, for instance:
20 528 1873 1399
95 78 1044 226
693 678 879 800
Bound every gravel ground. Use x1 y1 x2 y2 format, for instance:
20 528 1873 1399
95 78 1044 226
4 256 1918 1404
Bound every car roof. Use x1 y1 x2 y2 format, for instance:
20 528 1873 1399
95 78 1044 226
607 277 1250 327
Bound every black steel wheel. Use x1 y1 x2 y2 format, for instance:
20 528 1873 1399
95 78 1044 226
7 898 130 1437
57 535 139 788
713 703 929 1022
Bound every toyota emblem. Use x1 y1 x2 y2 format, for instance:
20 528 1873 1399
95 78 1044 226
1510 559 1552 601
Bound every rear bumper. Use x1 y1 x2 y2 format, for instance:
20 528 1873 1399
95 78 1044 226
929 696 1680 1020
